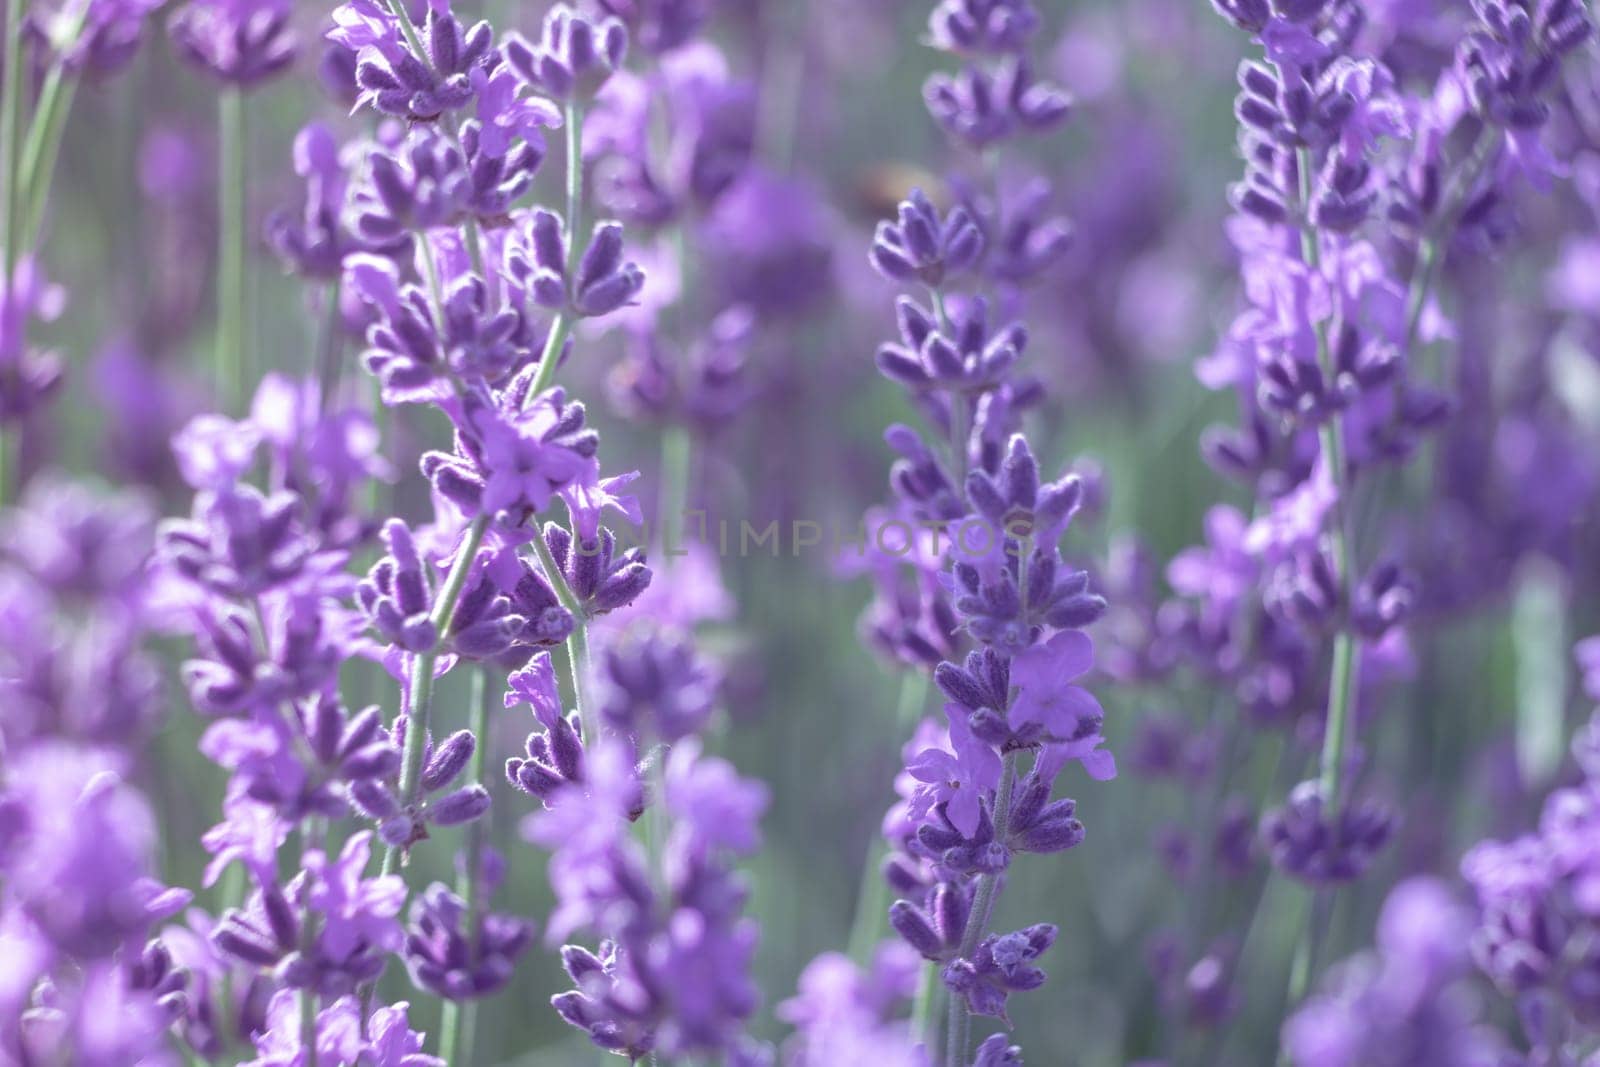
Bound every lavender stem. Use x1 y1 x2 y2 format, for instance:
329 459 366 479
946 749 1021 1066
382 515 490 876
216 88 247 412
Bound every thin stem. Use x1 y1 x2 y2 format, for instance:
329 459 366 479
417 230 445 314
1 0 28 279
521 101 586 404
216 89 247 411
0 0 28 506
1293 148 1358 822
1275 890 1332 1067
946 751 1021 1066
910 961 938 1049
525 311 573 402
1401 238 1438 356
563 100 584 277
381 0 430 68
528 531 597 742
299 816 328 1067
315 280 344 416
381 516 490 876
18 25 84 252
660 423 692 564
439 669 493 1066
846 671 932 964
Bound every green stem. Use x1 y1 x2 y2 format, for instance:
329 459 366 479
217 89 247 412
1401 239 1438 356
529 531 596 742
299 817 328 1067
563 100 584 277
382 516 490 876
660 422 691 563
1293 148 1358 822
315 280 344 415
439 669 493 1065
1 0 28 280
381 0 430 67
18 39 82 251
525 311 573 401
845 672 931 964
910 961 938 1049
522 102 586 405
0 0 29 503
946 751 1021 1066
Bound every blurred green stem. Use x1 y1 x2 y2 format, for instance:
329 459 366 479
946 751 1020 1066
845 671 930 964
300 817 328 1067
1 0 27 275
1293 149 1357 822
382 516 490 876
563 100 584 276
660 423 691 563
439 668 494 1065
315 280 344 415
0 0 26 506
911 961 937 1049
217 89 247 411
18 29 84 251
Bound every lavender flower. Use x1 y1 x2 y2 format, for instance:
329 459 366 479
504 4 627 101
168 0 296 87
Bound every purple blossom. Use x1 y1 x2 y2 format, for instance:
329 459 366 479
168 0 296 86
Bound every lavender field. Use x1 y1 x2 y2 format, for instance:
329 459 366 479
4 0 1600 1064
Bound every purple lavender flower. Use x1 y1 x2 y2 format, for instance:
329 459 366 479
943 923 1058 1023
928 0 1041 56
596 625 719 744
503 209 647 317
403 857 535 999
168 0 296 86
504 4 627 101
1261 779 1395 885
1284 879 1515 1067
923 59 1072 148
338 0 496 121
589 0 704 54
876 295 1024 394
347 718 491 851
872 189 986 289
242 989 444 1067
778 943 924 1065
28 0 165 78
213 831 405 994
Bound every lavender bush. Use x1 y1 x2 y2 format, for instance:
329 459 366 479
2 0 1600 1064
